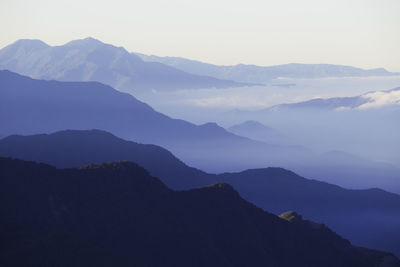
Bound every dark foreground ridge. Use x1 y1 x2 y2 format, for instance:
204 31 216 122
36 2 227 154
1 129 400 256
1 157 399 267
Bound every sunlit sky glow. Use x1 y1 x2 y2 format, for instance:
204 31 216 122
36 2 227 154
1 0 399 71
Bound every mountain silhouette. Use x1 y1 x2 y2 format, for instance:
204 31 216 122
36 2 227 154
1 129 400 256
0 69 309 172
1 157 399 267
0 38 253 94
2 69 399 190
135 53 399 83
0 129 212 189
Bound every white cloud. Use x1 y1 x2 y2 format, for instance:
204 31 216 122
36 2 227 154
358 89 400 109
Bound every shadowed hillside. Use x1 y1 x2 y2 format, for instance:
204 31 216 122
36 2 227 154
1 129 400 256
1 157 398 267
0 129 213 189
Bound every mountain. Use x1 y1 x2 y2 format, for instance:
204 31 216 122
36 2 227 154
1 70 399 191
227 120 289 145
268 87 400 111
1 157 399 267
0 129 212 190
293 150 400 190
222 87 400 176
0 69 309 173
136 53 399 83
218 167 400 256
1 129 400 256
0 38 252 94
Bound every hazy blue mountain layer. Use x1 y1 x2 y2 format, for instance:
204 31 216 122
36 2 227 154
1 69 399 192
0 69 310 172
136 52 399 83
227 120 288 145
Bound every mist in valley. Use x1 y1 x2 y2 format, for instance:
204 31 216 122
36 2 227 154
133 76 400 192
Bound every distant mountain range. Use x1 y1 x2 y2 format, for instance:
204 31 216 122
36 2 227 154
136 52 399 83
1 156 399 267
0 38 251 94
1 129 400 256
2 36 399 266
267 87 400 111
0 69 309 173
223 87 400 169
0 38 397 94
1 70 399 192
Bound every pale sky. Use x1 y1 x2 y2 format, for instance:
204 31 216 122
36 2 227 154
1 0 399 71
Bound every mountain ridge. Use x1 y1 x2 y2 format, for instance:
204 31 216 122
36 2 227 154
0 69 310 174
266 87 400 111
1 156 398 267
1 129 400 256
135 52 400 83
0 38 254 93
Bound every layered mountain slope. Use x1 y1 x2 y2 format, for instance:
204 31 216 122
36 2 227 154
225 87 400 182
0 38 250 93
0 129 212 189
0 70 308 172
1 129 400 256
1 157 398 267
136 53 399 83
